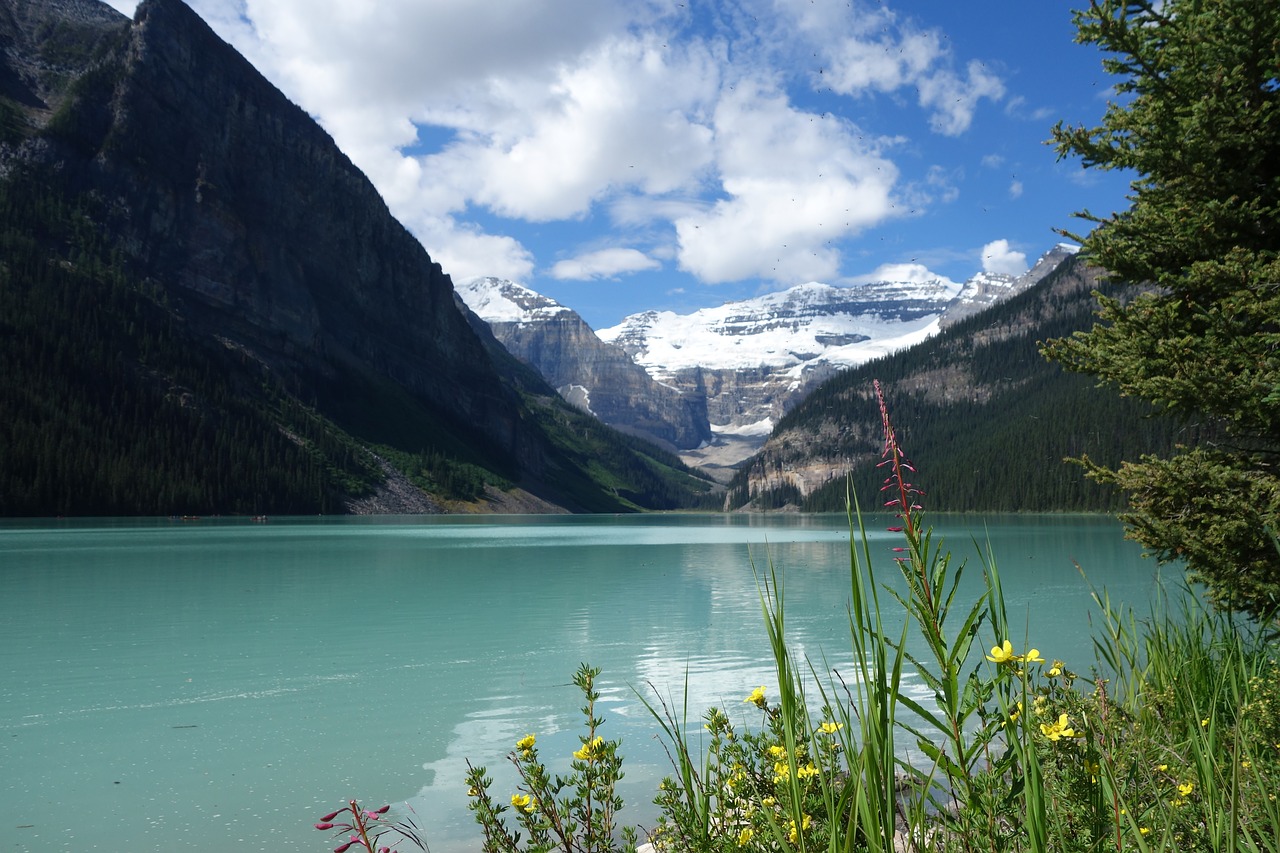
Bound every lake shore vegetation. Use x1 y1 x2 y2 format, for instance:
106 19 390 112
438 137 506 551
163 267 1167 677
438 383 1279 853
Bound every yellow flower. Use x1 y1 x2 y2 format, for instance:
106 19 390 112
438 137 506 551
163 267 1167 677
773 761 791 783
1023 648 1045 664
1242 759 1252 769
819 721 843 735
516 734 536 752
786 814 812 843
736 827 753 847
761 796 777 807
745 686 767 709
573 735 604 761
1047 660 1064 677
511 793 534 812
1040 713 1079 742
1201 718 1210 728
1178 781 1194 796
797 763 820 780
1157 763 1168 772
768 745 788 760
1140 827 1150 836
987 640 1016 663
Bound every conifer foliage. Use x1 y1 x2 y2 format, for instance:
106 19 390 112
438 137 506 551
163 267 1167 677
1043 0 1280 619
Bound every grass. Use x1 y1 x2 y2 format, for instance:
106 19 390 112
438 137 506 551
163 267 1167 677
336 384 1280 853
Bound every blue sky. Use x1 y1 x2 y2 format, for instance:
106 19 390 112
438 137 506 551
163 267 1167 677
107 0 1131 329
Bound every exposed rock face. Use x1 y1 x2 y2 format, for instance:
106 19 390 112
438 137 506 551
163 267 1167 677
731 253 1113 507
940 244 1080 327
599 278 961 436
4 0 527 457
457 278 711 450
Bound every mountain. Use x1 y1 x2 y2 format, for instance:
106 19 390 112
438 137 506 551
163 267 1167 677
941 243 1079 327
456 277 711 451
725 253 1210 512
597 274 959 433
455 249 1075 482
0 0 713 515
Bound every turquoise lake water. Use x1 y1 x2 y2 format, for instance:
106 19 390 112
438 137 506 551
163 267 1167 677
0 513 1179 851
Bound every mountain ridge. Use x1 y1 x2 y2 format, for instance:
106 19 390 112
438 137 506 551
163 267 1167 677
0 0 714 515
459 245 1078 479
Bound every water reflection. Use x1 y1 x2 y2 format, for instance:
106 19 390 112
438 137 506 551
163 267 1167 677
0 513 1170 852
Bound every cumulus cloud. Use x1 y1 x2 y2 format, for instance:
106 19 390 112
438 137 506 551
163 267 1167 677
551 248 661 280
674 81 898 284
850 262 955 287
104 0 1011 291
1009 180 1024 199
788 1 1005 136
981 239 1029 276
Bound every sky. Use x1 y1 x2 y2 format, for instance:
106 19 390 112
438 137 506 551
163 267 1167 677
106 0 1132 330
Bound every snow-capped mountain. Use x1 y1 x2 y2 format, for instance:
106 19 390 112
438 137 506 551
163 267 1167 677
598 276 960 379
456 278 711 450
942 244 1080 327
457 246 1076 475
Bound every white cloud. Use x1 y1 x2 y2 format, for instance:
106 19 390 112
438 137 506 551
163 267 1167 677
409 217 535 285
1009 180 1024 199
110 0 1018 291
850 262 953 287
551 248 661 280
673 81 898 284
789 2 1005 136
981 239 1028 276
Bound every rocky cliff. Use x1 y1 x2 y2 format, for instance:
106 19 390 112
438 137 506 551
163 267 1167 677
0 0 713 514
457 278 711 451
8 0 524 451
725 253 1193 512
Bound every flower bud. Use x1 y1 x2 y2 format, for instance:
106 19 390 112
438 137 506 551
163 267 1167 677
320 810 343 822
315 822 336 831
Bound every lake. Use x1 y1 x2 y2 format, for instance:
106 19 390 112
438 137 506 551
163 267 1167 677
0 513 1179 851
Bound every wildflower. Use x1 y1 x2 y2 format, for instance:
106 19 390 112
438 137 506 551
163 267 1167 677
1201 718 1210 728
1157 763 1168 772
787 814 813 843
819 721 843 735
745 686 767 709
1022 648 1045 664
761 796 777 807
573 735 604 761
1040 713 1079 742
736 827 754 847
1242 759 1252 769
987 640 1016 663
768 744 788 760
511 793 533 810
773 761 791 783
1140 827 1151 836
1048 661 1064 677
797 763 820 780
1178 781 1194 796
516 734 536 752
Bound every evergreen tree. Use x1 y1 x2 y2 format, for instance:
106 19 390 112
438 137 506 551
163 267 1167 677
1043 0 1280 618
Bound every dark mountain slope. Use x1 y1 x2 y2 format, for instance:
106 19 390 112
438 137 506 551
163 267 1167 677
0 0 713 515
727 255 1213 512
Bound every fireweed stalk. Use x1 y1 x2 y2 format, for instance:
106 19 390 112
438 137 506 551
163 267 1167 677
314 800 426 853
